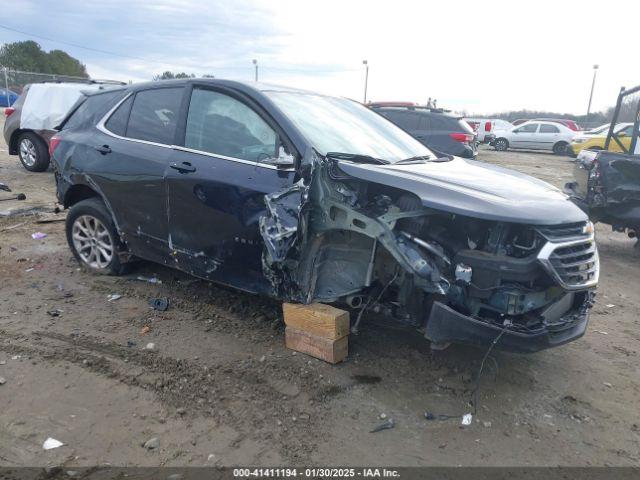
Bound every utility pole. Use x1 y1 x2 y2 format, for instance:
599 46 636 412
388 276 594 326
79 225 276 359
362 60 369 104
586 64 599 124
252 59 258 82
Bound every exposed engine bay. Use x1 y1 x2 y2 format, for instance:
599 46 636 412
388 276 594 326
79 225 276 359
260 153 598 353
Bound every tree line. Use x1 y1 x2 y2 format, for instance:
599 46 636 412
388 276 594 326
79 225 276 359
0 40 88 78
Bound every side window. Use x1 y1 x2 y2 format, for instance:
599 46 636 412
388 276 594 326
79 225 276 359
618 126 633 136
429 115 451 130
126 87 183 144
540 124 560 133
64 90 126 131
382 111 420 131
418 114 431 131
105 95 133 136
185 88 277 161
515 123 538 133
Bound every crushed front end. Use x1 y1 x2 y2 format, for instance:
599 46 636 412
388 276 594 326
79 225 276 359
260 153 598 353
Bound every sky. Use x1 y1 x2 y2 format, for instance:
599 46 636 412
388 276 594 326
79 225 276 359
1 0 638 115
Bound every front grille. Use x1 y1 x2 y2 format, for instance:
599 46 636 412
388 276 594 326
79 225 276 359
537 222 588 241
548 240 598 287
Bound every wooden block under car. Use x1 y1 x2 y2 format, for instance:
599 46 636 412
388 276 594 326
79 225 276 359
282 302 350 340
285 327 348 364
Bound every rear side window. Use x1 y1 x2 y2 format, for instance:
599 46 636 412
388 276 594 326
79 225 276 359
125 88 183 144
540 124 560 133
429 114 458 131
63 90 126 131
105 95 133 136
381 110 420 131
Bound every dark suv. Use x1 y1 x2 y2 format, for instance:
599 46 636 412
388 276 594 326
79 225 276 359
51 79 598 353
370 104 477 158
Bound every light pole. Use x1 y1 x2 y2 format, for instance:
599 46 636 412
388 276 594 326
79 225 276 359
252 59 258 82
362 60 369 104
586 64 599 124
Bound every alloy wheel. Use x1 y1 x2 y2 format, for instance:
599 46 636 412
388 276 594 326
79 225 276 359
71 215 114 269
19 138 37 167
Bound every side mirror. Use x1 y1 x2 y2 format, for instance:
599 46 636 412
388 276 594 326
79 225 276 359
271 145 295 169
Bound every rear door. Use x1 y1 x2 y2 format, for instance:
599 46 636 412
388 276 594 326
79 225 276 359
166 84 296 292
537 123 561 150
95 86 185 261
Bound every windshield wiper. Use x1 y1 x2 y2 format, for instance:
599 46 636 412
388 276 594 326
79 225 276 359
325 152 389 165
394 155 435 164
395 154 452 164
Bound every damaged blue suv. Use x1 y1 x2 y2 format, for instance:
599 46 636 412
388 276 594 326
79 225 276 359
51 79 598 353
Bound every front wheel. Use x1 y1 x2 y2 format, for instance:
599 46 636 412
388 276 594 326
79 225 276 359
65 198 128 275
494 138 509 151
18 132 50 172
553 141 569 155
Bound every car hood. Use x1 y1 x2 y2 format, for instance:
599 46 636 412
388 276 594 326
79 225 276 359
337 156 588 225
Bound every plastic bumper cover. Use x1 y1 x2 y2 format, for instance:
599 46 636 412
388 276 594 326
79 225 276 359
425 293 594 353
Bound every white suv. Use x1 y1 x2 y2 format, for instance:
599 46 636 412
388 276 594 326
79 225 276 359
493 120 575 155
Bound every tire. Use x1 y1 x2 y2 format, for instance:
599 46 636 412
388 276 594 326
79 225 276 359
65 198 128 275
18 132 50 172
553 141 569 155
494 138 509 151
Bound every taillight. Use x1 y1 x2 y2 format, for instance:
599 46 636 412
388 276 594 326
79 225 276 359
485 121 491 132
449 133 474 144
4 107 15 117
49 136 61 156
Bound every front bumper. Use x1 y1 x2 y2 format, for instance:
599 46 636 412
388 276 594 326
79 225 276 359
425 292 594 353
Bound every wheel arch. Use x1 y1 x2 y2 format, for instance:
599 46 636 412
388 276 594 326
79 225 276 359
63 183 101 209
9 128 36 155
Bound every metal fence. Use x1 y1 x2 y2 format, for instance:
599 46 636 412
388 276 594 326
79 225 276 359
1 67 125 106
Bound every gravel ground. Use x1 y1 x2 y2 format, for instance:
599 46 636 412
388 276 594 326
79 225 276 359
1 132 639 467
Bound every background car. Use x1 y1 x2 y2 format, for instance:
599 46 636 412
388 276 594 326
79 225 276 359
3 81 122 171
569 123 636 156
370 103 477 158
512 118 581 131
493 120 575 154
0 88 19 107
464 117 513 143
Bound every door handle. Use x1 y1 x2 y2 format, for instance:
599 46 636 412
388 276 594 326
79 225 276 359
170 162 196 174
94 145 112 155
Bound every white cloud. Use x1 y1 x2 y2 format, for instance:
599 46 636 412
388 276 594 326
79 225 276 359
2 0 638 114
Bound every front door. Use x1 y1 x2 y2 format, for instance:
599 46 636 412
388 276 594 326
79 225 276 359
510 123 539 149
166 85 295 293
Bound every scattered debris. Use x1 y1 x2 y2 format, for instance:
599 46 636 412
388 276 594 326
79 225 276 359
605 304 616 308
107 294 122 302
46 309 63 317
0 221 27 232
176 407 186 416
483 421 492 428
379 413 387 420
593 330 609 335
126 340 137 348
136 276 162 284
143 437 160 450
31 232 47 240
0 193 26 202
145 343 156 350
149 297 169 311
603 382 613 388
0 376 6 385
139 325 151 336
370 418 394 433
207 454 217 463
42 438 64 450
461 413 473 426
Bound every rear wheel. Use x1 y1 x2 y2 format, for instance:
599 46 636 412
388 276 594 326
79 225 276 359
494 138 508 151
553 141 569 155
18 132 50 172
66 198 128 275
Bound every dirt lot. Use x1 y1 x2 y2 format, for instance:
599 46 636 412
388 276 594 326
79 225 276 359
1 128 639 467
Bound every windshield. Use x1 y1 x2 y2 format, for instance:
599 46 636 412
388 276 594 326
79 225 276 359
265 91 434 163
